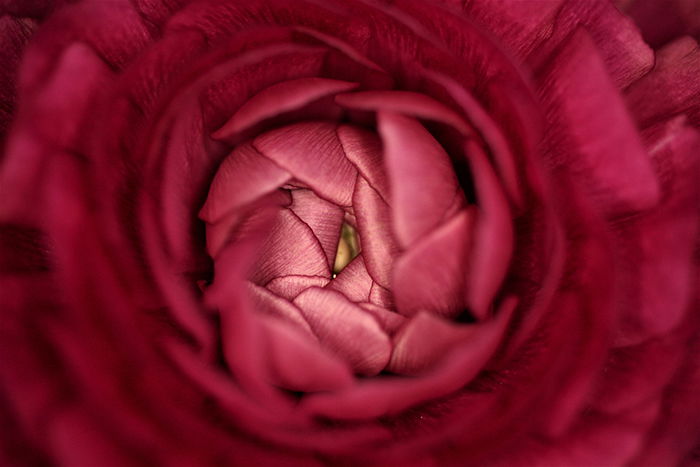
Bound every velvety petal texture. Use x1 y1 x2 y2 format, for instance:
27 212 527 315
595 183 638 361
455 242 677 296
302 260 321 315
0 0 698 465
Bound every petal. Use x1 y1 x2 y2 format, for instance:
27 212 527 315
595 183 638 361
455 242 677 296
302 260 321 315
625 37 700 129
392 208 475 318
259 316 354 392
265 275 329 301
539 29 660 217
335 90 471 135
464 142 514 319
249 209 330 285
529 0 654 89
289 189 345 269
612 118 700 345
352 176 400 289
301 297 515 420
369 282 394 309
253 122 357 206
336 125 389 198
378 112 463 247
358 303 406 336
293 287 391 376
246 282 315 338
199 143 292 223
214 77 358 138
326 255 372 302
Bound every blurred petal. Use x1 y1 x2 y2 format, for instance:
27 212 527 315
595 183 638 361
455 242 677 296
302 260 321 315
214 78 358 138
464 142 513 319
265 275 329 301
294 287 391 376
335 90 471 134
539 29 659 217
259 316 354 392
301 297 515 420
358 303 406 336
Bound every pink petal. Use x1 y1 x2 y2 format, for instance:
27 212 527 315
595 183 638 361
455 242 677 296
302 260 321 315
359 303 407 336
205 189 291 258
388 311 480 375
289 189 345 269
253 122 358 206
336 125 389 198
392 208 475 318
259 316 354 392
214 77 358 138
378 112 463 247
326 255 372 302
369 282 394 309
265 275 329 301
293 287 391 376
539 29 660 217
301 297 515 420
464 141 514 319
246 282 315 338
352 175 400 289
249 209 330 285
335 90 471 135
199 143 291 223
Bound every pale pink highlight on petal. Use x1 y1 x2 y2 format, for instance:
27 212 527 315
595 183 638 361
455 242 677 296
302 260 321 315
327 255 372 302
199 143 291 223
265 275 329 301
253 122 357 206
293 287 391 376
464 141 514 320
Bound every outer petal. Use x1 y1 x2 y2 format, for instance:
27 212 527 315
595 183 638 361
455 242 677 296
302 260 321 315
539 29 659 218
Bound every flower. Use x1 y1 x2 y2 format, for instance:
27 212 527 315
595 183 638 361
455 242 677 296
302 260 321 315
1 0 699 465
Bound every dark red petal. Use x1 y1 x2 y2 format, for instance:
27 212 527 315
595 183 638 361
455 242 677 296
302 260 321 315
214 77 358 138
539 29 660 218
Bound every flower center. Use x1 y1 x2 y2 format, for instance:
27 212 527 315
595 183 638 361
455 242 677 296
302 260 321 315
332 223 360 278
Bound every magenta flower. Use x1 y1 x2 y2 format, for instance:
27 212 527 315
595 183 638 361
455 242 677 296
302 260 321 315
0 0 698 465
